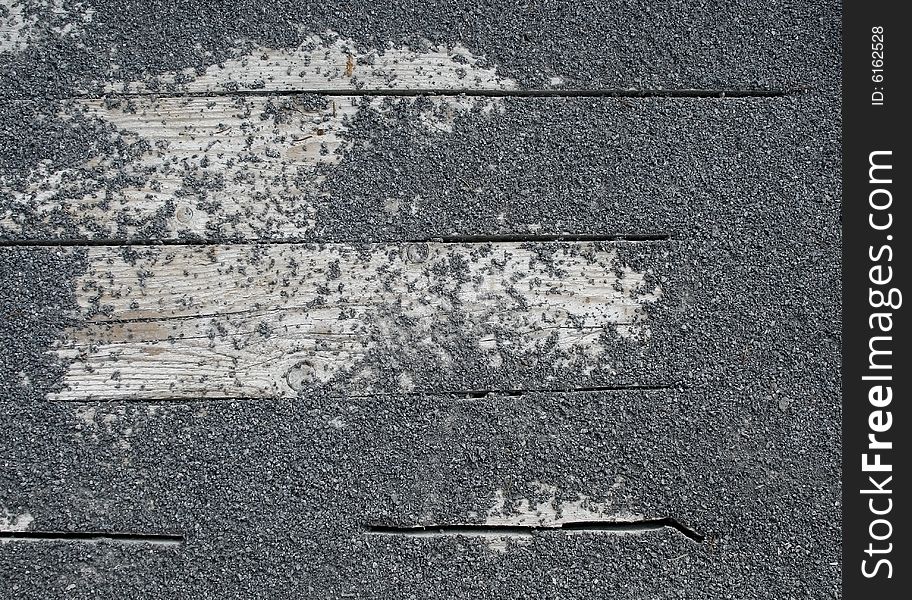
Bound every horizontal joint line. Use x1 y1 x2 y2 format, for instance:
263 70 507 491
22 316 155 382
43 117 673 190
365 518 705 542
0 531 184 545
0 233 672 248
67 88 796 100
51 385 682 404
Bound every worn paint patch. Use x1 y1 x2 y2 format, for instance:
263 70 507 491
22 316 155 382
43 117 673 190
468 482 643 552
0 0 94 54
2 93 506 241
72 404 136 451
51 242 662 400
0 1 30 53
485 482 639 528
0 509 34 532
103 31 517 94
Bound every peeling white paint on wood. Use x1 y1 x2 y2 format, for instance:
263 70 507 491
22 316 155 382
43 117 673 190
485 482 640 528
51 241 663 400
102 31 517 94
0 0 94 53
1 93 504 240
0 510 34 533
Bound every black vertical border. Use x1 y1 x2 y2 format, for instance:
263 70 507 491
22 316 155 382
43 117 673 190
843 1 908 597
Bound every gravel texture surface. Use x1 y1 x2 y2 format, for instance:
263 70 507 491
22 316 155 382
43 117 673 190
0 1 840 597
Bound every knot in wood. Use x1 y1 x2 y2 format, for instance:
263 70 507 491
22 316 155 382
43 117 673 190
174 204 194 224
404 243 430 263
286 361 315 392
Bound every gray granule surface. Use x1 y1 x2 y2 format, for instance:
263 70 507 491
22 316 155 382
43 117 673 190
1 0 836 97
0 247 87 403
2 96 836 245
0 1 840 598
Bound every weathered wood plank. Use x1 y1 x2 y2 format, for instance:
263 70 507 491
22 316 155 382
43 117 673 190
1 94 796 243
0 390 726 596
1 0 837 96
3 94 367 241
0 1 88 55
0 94 524 241
104 34 517 95
0 1 28 53
52 240 670 400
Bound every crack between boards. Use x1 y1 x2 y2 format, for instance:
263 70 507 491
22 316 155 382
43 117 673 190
0 530 184 546
14 87 807 102
0 233 672 248
364 518 705 543
53 384 682 404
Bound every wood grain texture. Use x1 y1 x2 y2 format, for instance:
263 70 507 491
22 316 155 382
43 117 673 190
1 94 507 241
103 34 517 95
2 93 790 244
52 241 669 400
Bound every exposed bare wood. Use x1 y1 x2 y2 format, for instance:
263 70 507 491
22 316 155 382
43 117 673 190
52 241 667 400
103 33 518 95
1 93 505 241
0 1 29 53
0 1 93 54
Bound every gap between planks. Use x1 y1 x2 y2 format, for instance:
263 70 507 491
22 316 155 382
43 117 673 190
364 518 705 543
32 88 800 101
51 384 682 404
0 233 673 248
0 531 184 546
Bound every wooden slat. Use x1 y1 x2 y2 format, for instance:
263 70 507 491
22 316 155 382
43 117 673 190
1 94 789 243
52 240 670 400
0 390 707 538
0 390 717 595
1 1 835 95
104 35 518 95
3 94 354 241
1 94 511 241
